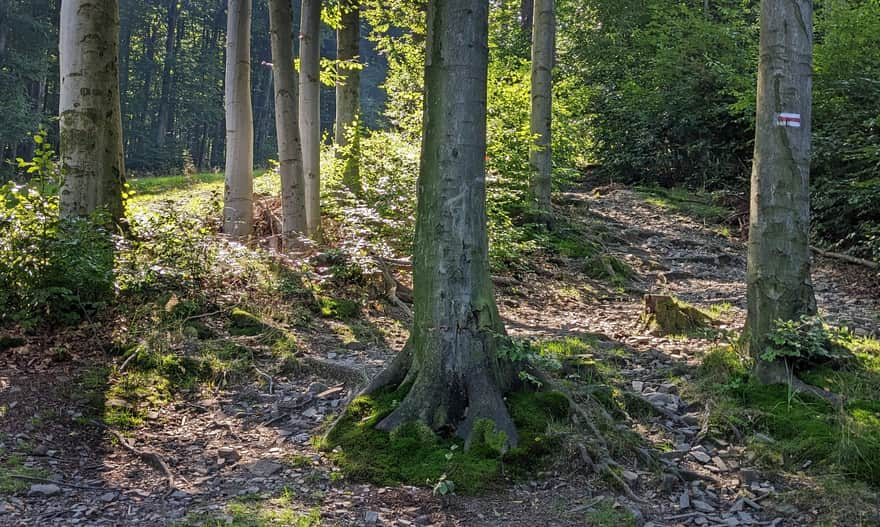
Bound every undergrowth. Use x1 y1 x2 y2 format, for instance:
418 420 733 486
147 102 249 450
692 338 880 487
320 384 569 494
174 489 321 527
0 448 47 494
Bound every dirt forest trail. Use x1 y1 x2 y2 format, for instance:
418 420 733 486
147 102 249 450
2 185 879 527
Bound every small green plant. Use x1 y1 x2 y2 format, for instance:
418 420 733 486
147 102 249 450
1 133 115 326
431 473 455 496
762 315 853 364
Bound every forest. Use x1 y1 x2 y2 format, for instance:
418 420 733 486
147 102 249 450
0 0 879 526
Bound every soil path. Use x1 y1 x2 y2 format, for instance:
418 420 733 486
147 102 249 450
1 187 877 526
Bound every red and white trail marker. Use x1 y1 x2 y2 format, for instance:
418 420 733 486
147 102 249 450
775 113 802 128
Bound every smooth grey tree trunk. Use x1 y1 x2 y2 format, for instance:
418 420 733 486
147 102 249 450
335 0 360 195
59 0 125 221
223 0 254 239
352 0 520 450
747 0 816 381
269 0 307 246
299 0 322 240
529 0 554 214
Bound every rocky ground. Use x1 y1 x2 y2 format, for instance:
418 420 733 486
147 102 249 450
1 187 877 526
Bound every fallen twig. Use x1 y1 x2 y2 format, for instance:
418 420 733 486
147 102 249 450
91 420 180 491
253 365 274 394
811 246 879 270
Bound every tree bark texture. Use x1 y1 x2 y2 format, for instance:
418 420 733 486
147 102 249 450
299 0 322 240
59 0 126 221
155 0 179 147
363 0 520 450
520 0 533 34
529 0 554 212
223 0 254 239
335 0 360 194
746 0 816 379
269 0 307 245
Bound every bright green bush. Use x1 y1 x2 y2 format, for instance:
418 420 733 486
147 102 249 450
0 136 115 326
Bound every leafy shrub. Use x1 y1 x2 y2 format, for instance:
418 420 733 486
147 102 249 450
761 315 853 365
0 136 115 327
562 1 757 189
812 178 880 261
116 199 219 295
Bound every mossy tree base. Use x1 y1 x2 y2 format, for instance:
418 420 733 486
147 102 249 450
321 385 569 494
754 359 842 406
347 328 522 450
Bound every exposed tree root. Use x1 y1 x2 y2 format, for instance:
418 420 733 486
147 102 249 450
375 258 412 317
297 355 371 387
92 421 180 492
533 370 648 504
755 360 843 407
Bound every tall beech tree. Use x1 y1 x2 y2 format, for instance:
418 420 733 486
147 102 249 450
747 0 817 384
268 0 306 246
223 0 254 239
333 0 521 448
59 0 125 221
335 0 361 195
299 0 322 240
529 0 554 214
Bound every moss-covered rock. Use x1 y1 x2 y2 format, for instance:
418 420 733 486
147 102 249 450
229 308 271 336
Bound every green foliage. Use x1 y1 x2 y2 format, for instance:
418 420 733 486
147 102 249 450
0 139 115 327
321 386 568 494
583 499 637 527
761 316 853 364
812 178 880 261
116 198 220 295
229 308 272 336
0 449 48 494
175 502 322 527
317 297 360 320
695 336 880 486
562 0 758 188
698 346 748 388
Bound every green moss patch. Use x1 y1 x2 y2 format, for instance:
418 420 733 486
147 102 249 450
321 386 569 494
229 308 273 336
75 339 258 428
0 449 47 494
583 498 637 527
693 338 880 486
317 297 360 319
173 491 321 527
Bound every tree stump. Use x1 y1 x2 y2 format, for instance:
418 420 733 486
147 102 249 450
643 295 712 335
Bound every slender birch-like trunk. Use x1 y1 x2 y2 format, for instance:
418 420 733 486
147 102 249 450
529 0 554 214
269 0 307 246
223 0 254 239
334 0 520 450
299 0 322 240
59 0 125 221
335 0 360 195
746 0 816 381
